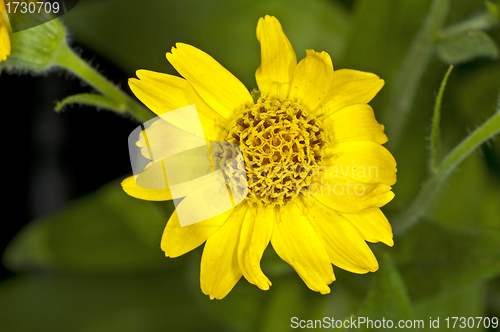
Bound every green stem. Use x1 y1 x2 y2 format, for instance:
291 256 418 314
394 109 500 236
430 65 453 171
385 0 451 151
437 111 500 177
53 42 153 122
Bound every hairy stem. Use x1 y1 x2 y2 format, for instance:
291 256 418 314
394 108 500 236
54 42 153 122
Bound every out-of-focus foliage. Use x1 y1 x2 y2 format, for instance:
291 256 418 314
4 181 171 274
1 0 500 331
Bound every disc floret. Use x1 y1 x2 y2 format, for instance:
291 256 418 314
226 97 325 206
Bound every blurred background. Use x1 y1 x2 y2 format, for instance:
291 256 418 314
1 0 499 331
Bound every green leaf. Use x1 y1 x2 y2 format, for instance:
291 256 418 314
55 93 126 113
3 179 174 274
0 274 222 332
486 1 500 18
426 154 500 233
436 30 499 64
258 276 305 332
414 282 487 327
356 253 413 331
394 222 500 302
438 10 500 38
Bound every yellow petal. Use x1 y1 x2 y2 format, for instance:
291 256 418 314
319 69 385 116
129 71 227 142
309 198 379 273
162 146 213 187
271 202 334 294
138 115 206 162
238 205 275 290
0 25 10 61
201 204 248 299
129 70 188 115
255 15 297 100
324 141 397 185
289 50 334 112
184 83 229 141
166 43 253 121
325 104 387 144
161 201 236 259
340 207 394 247
121 175 172 201
311 175 395 213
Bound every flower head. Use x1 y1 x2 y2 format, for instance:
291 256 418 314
0 0 11 61
122 15 397 299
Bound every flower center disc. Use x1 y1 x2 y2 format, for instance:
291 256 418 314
226 98 325 207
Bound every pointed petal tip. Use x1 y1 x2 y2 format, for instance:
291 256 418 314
319 285 332 295
254 277 272 291
385 237 395 247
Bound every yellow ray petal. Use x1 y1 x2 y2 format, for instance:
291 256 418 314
129 71 227 142
201 204 248 299
238 205 275 290
184 83 229 141
255 15 297 100
289 50 334 113
0 25 10 61
340 207 394 247
137 116 206 162
324 104 387 144
121 175 172 201
311 175 395 213
309 198 379 273
161 200 237 259
166 43 253 121
129 70 188 115
319 69 385 116
324 141 397 185
271 202 334 294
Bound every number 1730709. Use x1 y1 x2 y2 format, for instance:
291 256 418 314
5 1 60 14
445 316 498 329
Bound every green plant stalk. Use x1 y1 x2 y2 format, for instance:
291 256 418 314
53 42 153 122
385 0 451 151
430 65 453 171
394 109 500 236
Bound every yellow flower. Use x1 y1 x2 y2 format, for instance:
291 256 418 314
0 0 11 61
122 15 396 299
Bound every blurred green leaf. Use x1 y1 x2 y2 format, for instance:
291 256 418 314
486 1 500 18
0 273 222 332
426 154 500 233
259 276 305 332
183 248 266 332
414 281 486 328
439 11 499 39
489 277 500 318
4 179 174 274
436 30 499 64
394 222 500 302
356 253 413 330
